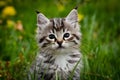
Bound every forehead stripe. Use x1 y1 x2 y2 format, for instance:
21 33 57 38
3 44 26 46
51 18 65 31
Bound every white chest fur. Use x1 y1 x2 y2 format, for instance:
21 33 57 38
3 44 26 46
52 49 81 71
54 54 71 71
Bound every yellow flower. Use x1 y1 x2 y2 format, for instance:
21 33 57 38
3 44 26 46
0 1 6 7
78 13 84 22
57 3 64 12
7 19 15 28
2 6 16 17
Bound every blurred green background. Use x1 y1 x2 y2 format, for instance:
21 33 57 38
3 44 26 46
0 0 120 80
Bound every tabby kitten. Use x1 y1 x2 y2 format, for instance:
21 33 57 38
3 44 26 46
29 8 82 80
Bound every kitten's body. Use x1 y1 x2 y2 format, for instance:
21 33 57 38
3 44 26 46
29 9 82 80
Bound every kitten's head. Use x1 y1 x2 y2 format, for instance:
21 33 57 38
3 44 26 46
36 9 81 50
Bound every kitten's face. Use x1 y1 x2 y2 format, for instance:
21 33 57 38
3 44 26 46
36 9 81 50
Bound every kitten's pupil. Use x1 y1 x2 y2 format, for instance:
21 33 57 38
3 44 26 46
49 34 55 39
64 33 70 38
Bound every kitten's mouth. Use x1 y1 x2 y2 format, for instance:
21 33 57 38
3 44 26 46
57 46 65 49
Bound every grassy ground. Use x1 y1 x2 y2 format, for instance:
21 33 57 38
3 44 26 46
0 0 120 80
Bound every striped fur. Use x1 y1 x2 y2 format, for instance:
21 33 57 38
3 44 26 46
37 18 81 48
29 9 82 80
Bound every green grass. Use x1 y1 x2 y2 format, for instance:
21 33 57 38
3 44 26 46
0 0 120 80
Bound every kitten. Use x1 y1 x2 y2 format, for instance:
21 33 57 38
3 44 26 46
29 8 82 80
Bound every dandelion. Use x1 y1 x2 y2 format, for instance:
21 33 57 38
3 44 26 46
57 3 64 12
2 6 16 18
0 1 6 7
7 19 15 28
78 13 84 22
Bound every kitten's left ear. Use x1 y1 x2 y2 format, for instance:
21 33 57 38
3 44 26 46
65 8 78 24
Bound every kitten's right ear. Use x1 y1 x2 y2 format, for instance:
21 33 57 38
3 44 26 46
37 11 50 26
65 8 78 25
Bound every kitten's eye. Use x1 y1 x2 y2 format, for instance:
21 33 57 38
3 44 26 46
49 34 55 39
64 33 70 38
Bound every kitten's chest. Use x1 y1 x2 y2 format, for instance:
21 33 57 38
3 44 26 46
42 50 80 71
34 50 82 80
54 54 73 71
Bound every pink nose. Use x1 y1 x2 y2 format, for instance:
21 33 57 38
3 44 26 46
57 40 63 47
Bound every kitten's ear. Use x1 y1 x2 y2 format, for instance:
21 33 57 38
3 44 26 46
65 9 78 24
37 12 50 26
